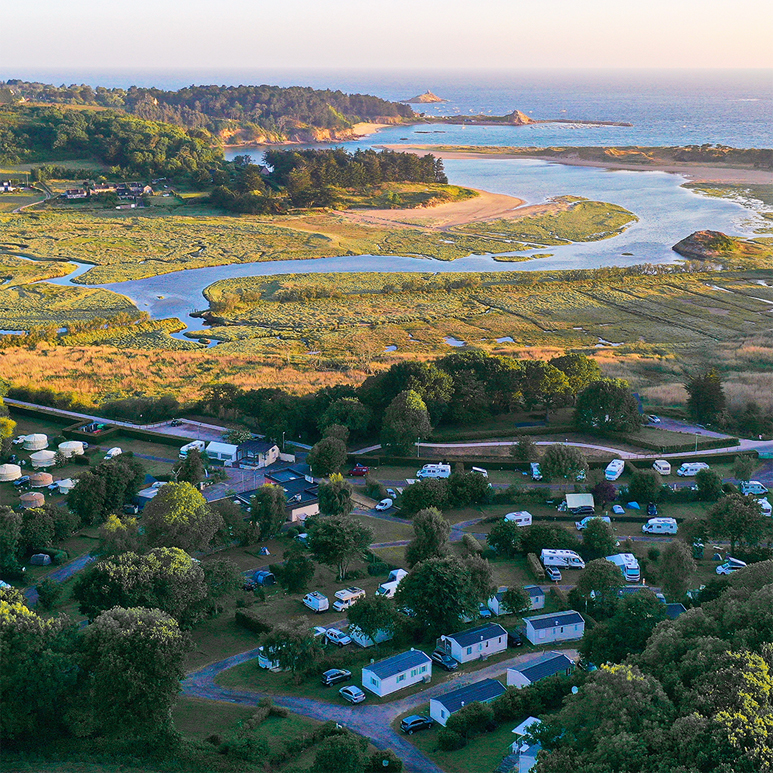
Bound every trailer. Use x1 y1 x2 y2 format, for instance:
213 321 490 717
540 549 585 569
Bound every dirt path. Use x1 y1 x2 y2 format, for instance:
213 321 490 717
338 188 530 230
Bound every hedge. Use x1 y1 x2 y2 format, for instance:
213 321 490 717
527 553 546 581
234 608 272 634
462 534 483 555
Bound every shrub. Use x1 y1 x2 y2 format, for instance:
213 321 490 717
437 728 467 750
551 585 570 607
647 547 661 562
446 701 495 738
367 562 390 576
36 578 62 609
462 534 483 555
527 552 546 580
234 608 273 634
220 735 269 762
72 455 91 466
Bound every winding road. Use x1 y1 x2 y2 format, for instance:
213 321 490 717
182 645 578 773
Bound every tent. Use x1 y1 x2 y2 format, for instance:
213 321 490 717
30 472 54 488
58 440 85 458
30 450 56 468
55 478 76 494
20 492 45 508
0 463 22 482
23 434 48 451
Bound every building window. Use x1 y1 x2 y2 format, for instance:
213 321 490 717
560 627 564 633
396 674 406 683
410 669 417 678
441 710 446 718
467 647 472 655
420 665 427 673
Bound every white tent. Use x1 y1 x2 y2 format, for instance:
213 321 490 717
0 463 22 482
23 433 49 451
55 478 76 494
30 450 56 468
58 440 85 458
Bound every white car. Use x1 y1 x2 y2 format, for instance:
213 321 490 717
104 447 123 460
647 415 661 424
324 628 352 647
612 504 626 515
716 558 747 575
12 436 25 445
375 498 393 511
339 685 366 704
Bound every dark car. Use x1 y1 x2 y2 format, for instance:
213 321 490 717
400 715 434 734
349 464 370 477
647 502 658 516
169 419 183 427
321 668 352 686
430 650 459 671
507 629 524 648
13 476 31 489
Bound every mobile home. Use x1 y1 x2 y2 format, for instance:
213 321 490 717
361 649 432 697
523 611 585 645
506 651 574 688
437 623 508 664
429 679 506 726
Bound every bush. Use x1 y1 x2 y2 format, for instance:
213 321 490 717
462 534 483 555
527 552 546 580
492 484 523 504
220 734 269 762
369 749 403 772
437 728 467 750
647 547 661 562
364 476 387 501
36 578 62 609
446 701 495 738
72 455 91 466
481 548 497 560
234 608 273 634
367 562 390 576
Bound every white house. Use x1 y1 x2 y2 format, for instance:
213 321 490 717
487 587 509 616
361 649 432 697
438 622 508 664
506 651 574 689
429 678 506 726
523 611 585 645
236 439 281 468
510 716 542 773
524 585 545 610
205 441 239 464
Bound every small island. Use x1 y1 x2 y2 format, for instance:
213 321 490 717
403 90 447 104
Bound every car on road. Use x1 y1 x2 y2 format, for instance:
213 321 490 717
507 629 524 648
647 502 658 516
430 650 459 671
478 603 493 618
339 685 366 704
544 565 562 582
349 464 370 477
375 498 393 511
646 415 661 424
400 715 434 734
321 668 352 686
13 475 31 489
386 488 397 498
325 628 352 647
169 419 183 427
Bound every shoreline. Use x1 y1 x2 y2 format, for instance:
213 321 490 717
381 145 773 186
222 121 394 150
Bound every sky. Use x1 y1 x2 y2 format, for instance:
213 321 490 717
2 0 772 73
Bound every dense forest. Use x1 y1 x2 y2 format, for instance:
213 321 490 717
0 80 414 141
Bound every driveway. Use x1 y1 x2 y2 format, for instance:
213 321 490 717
23 552 95 605
182 646 577 773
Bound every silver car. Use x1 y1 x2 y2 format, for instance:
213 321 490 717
339 685 366 704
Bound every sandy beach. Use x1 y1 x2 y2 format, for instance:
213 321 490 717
382 145 773 186
338 188 531 229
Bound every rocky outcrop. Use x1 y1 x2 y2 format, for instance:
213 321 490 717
506 110 534 125
404 90 447 104
672 230 766 260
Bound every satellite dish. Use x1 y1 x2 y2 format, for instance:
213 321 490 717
571 686 579 694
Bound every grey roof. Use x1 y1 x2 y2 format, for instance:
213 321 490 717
363 650 431 679
525 611 584 631
524 585 544 598
666 603 687 620
447 623 507 648
433 678 505 713
238 439 278 454
512 651 573 683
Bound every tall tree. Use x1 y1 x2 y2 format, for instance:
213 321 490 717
695 468 724 502
685 368 726 424
307 437 347 476
318 473 354 516
582 518 617 559
97 513 141 556
574 558 625 615
541 444 588 481
486 519 523 558
500 586 531 616
380 389 431 455
627 469 663 503
574 378 642 434
274 547 316 593
708 494 768 554
347 594 398 643
174 448 206 486
142 482 223 553
510 433 537 461
260 621 322 676
308 516 372 580
399 478 449 516
405 507 451 567
249 483 288 539
550 353 603 400
658 540 696 599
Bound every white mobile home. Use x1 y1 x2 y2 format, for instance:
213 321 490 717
487 587 509 616
506 651 574 689
361 649 432 697
438 623 508 664
429 678 506 726
524 585 545 611
179 440 206 459
205 441 238 464
523 611 585 645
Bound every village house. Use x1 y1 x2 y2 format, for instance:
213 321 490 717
523 611 585 645
234 466 320 523
235 439 280 468
437 622 508 664
361 650 432 697
429 678 506 726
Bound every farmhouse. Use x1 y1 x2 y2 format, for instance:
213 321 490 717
438 622 507 664
361 649 432 697
236 439 280 468
523 610 585 645
506 651 574 688
429 678 506 726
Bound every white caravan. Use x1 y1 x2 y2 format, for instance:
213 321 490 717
677 462 710 477
606 553 641 583
605 459 625 481
505 511 533 527
652 460 672 475
540 549 586 569
179 440 206 459
642 517 678 535
416 463 452 479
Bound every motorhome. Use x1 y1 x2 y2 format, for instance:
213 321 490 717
416 463 451 479
605 459 625 481
758 498 772 516
677 462 710 477
376 569 408 599
575 515 611 531
504 511 533 527
332 587 366 612
606 553 641 583
642 517 678 535
652 460 671 475
179 440 206 459
471 467 489 478
740 481 769 496
302 591 329 613
540 549 585 569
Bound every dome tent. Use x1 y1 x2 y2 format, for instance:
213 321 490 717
0 464 22 482
58 440 85 458
23 434 48 451
30 472 54 488
30 450 56 468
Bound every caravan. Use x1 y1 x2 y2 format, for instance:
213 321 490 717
416 463 451 479
642 517 678 535
605 459 625 481
504 511 533 527
540 549 585 569
677 462 710 477
179 440 206 459
606 553 641 583
652 460 672 475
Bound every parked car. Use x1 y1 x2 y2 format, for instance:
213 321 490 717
647 502 658 516
716 558 747 575
169 419 183 427
321 668 352 686
325 628 352 647
12 436 25 445
530 462 543 481
507 629 524 648
646 415 661 424
400 715 434 734
545 565 562 582
349 464 370 477
386 488 397 498
375 498 393 511
13 476 31 489
339 685 366 704
478 603 493 619
430 650 459 671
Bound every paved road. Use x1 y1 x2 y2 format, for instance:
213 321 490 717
23 552 95 605
182 645 577 773
11 183 51 213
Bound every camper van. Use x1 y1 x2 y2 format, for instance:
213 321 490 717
642 517 678 535
740 481 769 496
716 557 747 575
303 591 329 613
758 498 772 516
376 569 408 599
606 553 641 583
416 463 452 479
575 515 611 531
605 459 625 481
677 462 710 477
104 447 123 460
179 440 206 460
652 460 671 476
332 587 366 612
505 511 533 527
540 549 586 569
